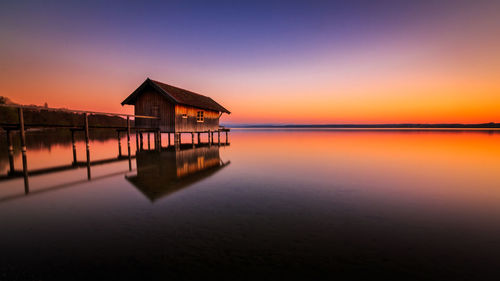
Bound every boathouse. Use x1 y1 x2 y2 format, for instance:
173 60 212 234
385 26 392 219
121 78 230 133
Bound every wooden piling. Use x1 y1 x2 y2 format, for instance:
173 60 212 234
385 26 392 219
18 108 29 191
127 116 131 171
147 132 151 150
6 130 15 174
152 132 155 148
135 129 139 151
197 132 201 144
225 131 229 144
157 131 160 150
158 131 162 150
140 132 143 150
84 113 91 180
167 132 171 147
175 133 180 150
217 130 220 145
191 132 195 147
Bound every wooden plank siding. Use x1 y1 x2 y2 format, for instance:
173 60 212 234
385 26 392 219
174 104 219 132
134 90 175 131
133 90 220 132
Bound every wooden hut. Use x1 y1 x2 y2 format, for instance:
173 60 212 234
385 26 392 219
121 78 230 133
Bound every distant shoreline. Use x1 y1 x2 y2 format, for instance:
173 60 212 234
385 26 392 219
224 123 500 129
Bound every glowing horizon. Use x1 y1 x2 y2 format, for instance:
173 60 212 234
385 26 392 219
1 0 499 124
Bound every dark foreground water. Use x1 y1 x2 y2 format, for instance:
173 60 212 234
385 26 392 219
1 129 500 280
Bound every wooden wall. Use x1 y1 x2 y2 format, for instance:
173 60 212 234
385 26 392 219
174 104 219 132
134 89 175 131
133 87 220 132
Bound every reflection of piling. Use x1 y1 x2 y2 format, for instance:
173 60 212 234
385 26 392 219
117 130 122 157
84 113 91 180
18 108 29 192
6 130 15 174
71 129 77 164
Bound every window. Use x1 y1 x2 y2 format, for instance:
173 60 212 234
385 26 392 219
152 105 160 117
181 114 188 119
197 111 204 122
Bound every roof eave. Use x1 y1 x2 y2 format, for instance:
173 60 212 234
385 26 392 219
121 79 150 105
174 102 230 114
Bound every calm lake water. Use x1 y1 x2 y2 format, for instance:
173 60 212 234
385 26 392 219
1 129 500 280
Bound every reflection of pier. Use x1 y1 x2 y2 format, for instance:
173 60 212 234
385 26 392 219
127 145 230 202
0 155 135 180
0 168 133 204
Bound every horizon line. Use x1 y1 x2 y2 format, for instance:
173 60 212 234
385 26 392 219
222 122 500 129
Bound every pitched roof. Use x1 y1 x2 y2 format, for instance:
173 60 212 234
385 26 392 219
121 78 230 114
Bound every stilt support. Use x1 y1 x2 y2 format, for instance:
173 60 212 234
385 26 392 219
158 131 162 150
140 132 144 151
6 130 15 173
127 116 131 170
135 129 139 152
147 132 151 150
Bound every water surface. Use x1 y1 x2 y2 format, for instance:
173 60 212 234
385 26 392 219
1 129 500 280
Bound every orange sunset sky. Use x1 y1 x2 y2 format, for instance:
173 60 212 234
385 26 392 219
1 0 499 124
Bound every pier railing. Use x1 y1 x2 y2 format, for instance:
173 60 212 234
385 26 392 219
0 103 157 118
0 103 158 129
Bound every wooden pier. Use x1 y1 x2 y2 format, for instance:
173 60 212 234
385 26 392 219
0 104 230 193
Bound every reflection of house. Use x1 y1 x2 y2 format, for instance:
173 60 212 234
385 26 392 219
126 146 229 202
